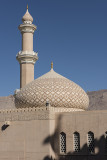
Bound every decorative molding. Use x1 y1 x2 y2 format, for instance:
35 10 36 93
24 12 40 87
0 107 84 114
0 106 83 122
19 23 36 33
23 20 32 24
18 51 38 56
0 112 55 122
16 51 38 64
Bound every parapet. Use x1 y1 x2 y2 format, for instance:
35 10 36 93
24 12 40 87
0 106 83 122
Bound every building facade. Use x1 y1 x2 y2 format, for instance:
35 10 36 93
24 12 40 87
0 6 107 160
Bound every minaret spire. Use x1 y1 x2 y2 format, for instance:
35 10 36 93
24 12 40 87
51 62 53 69
27 4 28 10
16 7 38 88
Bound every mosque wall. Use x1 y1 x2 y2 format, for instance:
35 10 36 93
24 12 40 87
54 111 107 160
0 109 107 160
0 108 55 160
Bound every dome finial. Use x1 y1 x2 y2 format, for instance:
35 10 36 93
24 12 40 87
51 62 53 69
27 4 28 10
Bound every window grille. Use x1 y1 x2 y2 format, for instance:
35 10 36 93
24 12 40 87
87 131 94 153
73 132 80 152
105 131 107 153
60 132 66 154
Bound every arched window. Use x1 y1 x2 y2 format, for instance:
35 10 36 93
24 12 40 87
105 131 107 153
60 132 66 154
87 131 94 153
73 132 80 152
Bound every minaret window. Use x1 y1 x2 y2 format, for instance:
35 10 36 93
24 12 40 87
87 131 94 153
73 132 80 152
60 132 66 154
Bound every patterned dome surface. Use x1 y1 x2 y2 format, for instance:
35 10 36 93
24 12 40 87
15 69 89 110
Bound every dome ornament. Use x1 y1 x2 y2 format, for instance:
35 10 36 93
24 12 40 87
27 4 28 10
51 62 53 69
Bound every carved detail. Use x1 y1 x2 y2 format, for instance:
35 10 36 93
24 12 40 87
19 23 36 33
16 51 38 64
0 106 83 122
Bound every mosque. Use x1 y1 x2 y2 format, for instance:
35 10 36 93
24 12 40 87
0 6 107 160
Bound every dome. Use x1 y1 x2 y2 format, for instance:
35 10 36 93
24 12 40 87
22 6 33 23
15 68 89 110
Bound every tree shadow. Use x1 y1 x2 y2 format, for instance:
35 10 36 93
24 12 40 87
42 115 107 160
43 115 62 154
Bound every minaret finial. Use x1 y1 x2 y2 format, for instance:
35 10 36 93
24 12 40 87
51 62 53 69
27 4 28 10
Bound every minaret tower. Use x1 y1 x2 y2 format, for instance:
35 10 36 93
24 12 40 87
16 5 38 88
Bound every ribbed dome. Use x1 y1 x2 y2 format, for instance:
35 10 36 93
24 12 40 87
22 8 33 23
15 68 89 110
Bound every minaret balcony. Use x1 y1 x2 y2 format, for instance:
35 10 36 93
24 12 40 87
19 23 36 33
16 51 38 64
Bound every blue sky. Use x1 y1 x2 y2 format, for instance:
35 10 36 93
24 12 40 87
0 0 107 96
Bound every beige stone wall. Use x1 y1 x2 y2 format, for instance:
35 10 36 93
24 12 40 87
54 110 107 158
20 63 34 88
0 120 54 160
0 107 55 160
0 109 107 160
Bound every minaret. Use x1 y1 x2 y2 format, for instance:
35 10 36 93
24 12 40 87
16 5 38 88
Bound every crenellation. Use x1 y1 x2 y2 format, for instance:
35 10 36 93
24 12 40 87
0 106 83 114
0 106 84 122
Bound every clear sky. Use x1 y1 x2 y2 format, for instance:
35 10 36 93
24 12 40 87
0 0 107 96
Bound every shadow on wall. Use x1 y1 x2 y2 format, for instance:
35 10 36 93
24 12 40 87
42 115 107 160
43 115 62 154
43 156 54 160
